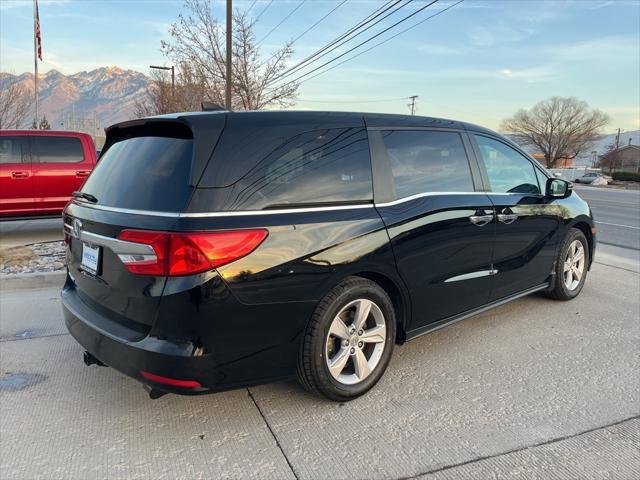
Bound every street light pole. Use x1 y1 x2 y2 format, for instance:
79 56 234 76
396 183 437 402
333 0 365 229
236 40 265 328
149 64 175 96
226 0 232 110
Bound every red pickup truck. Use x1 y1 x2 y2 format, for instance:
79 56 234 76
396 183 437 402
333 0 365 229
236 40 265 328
0 130 97 218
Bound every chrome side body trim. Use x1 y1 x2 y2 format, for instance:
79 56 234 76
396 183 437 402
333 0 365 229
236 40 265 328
67 190 528 219
68 200 374 218
444 269 498 283
374 191 490 208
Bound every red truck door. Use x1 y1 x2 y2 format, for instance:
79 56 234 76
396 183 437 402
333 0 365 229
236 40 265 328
0 135 34 216
31 134 95 214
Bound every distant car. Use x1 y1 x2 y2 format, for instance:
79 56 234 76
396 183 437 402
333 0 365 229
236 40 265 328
0 130 97 218
574 172 608 184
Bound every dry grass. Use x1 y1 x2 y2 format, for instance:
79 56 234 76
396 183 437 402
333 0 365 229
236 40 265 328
0 246 37 268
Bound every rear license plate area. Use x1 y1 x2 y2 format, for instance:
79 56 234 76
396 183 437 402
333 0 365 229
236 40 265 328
81 242 101 275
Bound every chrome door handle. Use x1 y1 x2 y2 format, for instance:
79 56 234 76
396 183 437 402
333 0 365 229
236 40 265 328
469 214 494 226
497 213 518 224
11 171 29 179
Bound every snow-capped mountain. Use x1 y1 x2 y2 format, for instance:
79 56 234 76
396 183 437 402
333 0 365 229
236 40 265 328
0 67 150 130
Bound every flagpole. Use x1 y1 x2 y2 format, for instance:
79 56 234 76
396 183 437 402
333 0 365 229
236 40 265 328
33 0 39 129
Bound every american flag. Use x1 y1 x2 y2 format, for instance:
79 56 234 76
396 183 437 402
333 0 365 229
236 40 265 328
35 0 42 61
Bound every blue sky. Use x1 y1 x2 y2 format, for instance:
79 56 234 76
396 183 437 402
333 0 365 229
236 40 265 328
1 0 639 131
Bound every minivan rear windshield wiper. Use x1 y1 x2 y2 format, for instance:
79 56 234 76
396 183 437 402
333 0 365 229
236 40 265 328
72 191 98 203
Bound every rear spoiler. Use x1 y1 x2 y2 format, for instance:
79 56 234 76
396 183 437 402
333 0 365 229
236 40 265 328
103 113 226 187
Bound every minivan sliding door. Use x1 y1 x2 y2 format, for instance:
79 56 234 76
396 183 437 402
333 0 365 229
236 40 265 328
370 129 495 334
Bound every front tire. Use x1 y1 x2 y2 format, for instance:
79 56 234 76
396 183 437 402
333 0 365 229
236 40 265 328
545 228 589 300
297 277 396 401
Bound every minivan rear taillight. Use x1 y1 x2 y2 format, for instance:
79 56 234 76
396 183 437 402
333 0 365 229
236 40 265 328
117 229 268 276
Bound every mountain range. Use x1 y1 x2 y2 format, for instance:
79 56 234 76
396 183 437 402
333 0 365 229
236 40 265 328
1 67 637 163
0 67 150 131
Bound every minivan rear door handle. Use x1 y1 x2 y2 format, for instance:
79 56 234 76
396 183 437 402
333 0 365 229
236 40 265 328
10 171 30 179
469 213 494 226
75 170 91 178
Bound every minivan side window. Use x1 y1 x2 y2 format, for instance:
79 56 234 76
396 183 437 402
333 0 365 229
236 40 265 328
199 127 373 211
475 135 540 194
0 137 28 164
535 167 548 194
32 136 84 163
380 130 475 198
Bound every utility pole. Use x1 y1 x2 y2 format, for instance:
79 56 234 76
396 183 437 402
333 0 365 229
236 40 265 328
226 0 232 110
408 95 418 116
614 128 621 173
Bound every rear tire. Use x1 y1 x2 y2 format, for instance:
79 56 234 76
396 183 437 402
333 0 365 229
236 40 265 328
544 228 589 301
297 277 396 402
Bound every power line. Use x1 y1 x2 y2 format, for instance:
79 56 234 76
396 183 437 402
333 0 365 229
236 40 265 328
278 0 411 82
270 0 408 85
246 0 258 14
281 0 464 89
257 0 307 45
270 0 441 89
291 0 349 45
255 0 274 22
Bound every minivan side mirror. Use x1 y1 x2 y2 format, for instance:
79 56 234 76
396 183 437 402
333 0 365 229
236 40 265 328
546 178 572 199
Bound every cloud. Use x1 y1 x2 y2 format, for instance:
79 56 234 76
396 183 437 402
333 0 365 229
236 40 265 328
424 65 559 83
467 24 535 47
498 66 559 83
416 44 465 56
586 0 640 10
552 35 640 63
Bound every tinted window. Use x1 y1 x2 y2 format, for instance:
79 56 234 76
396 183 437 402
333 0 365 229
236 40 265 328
32 136 84 163
475 135 540 194
535 168 548 193
81 135 193 212
0 137 28 164
198 128 372 210
380 130 474 197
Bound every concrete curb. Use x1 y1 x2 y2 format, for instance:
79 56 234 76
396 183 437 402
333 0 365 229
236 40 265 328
0 271 66 291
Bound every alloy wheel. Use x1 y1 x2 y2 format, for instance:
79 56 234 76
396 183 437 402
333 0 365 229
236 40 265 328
563 239 585 291
325 298 386 385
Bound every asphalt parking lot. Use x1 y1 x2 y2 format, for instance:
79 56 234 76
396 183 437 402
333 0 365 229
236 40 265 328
1 259 639 479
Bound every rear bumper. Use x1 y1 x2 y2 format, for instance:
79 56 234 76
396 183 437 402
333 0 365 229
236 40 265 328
61 274 314 395
62 282 212 395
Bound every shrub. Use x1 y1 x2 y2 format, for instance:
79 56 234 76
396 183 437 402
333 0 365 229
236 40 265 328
612 171 640 182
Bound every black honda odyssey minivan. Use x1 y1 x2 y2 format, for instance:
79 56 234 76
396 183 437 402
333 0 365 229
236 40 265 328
62 111 595 401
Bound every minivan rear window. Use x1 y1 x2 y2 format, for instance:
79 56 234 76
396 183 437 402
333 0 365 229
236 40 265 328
81 134 193 212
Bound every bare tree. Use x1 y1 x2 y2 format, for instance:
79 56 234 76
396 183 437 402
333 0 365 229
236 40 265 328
143 0 297 114
501 97 609 168
598 140 622 175
0 78 32 129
